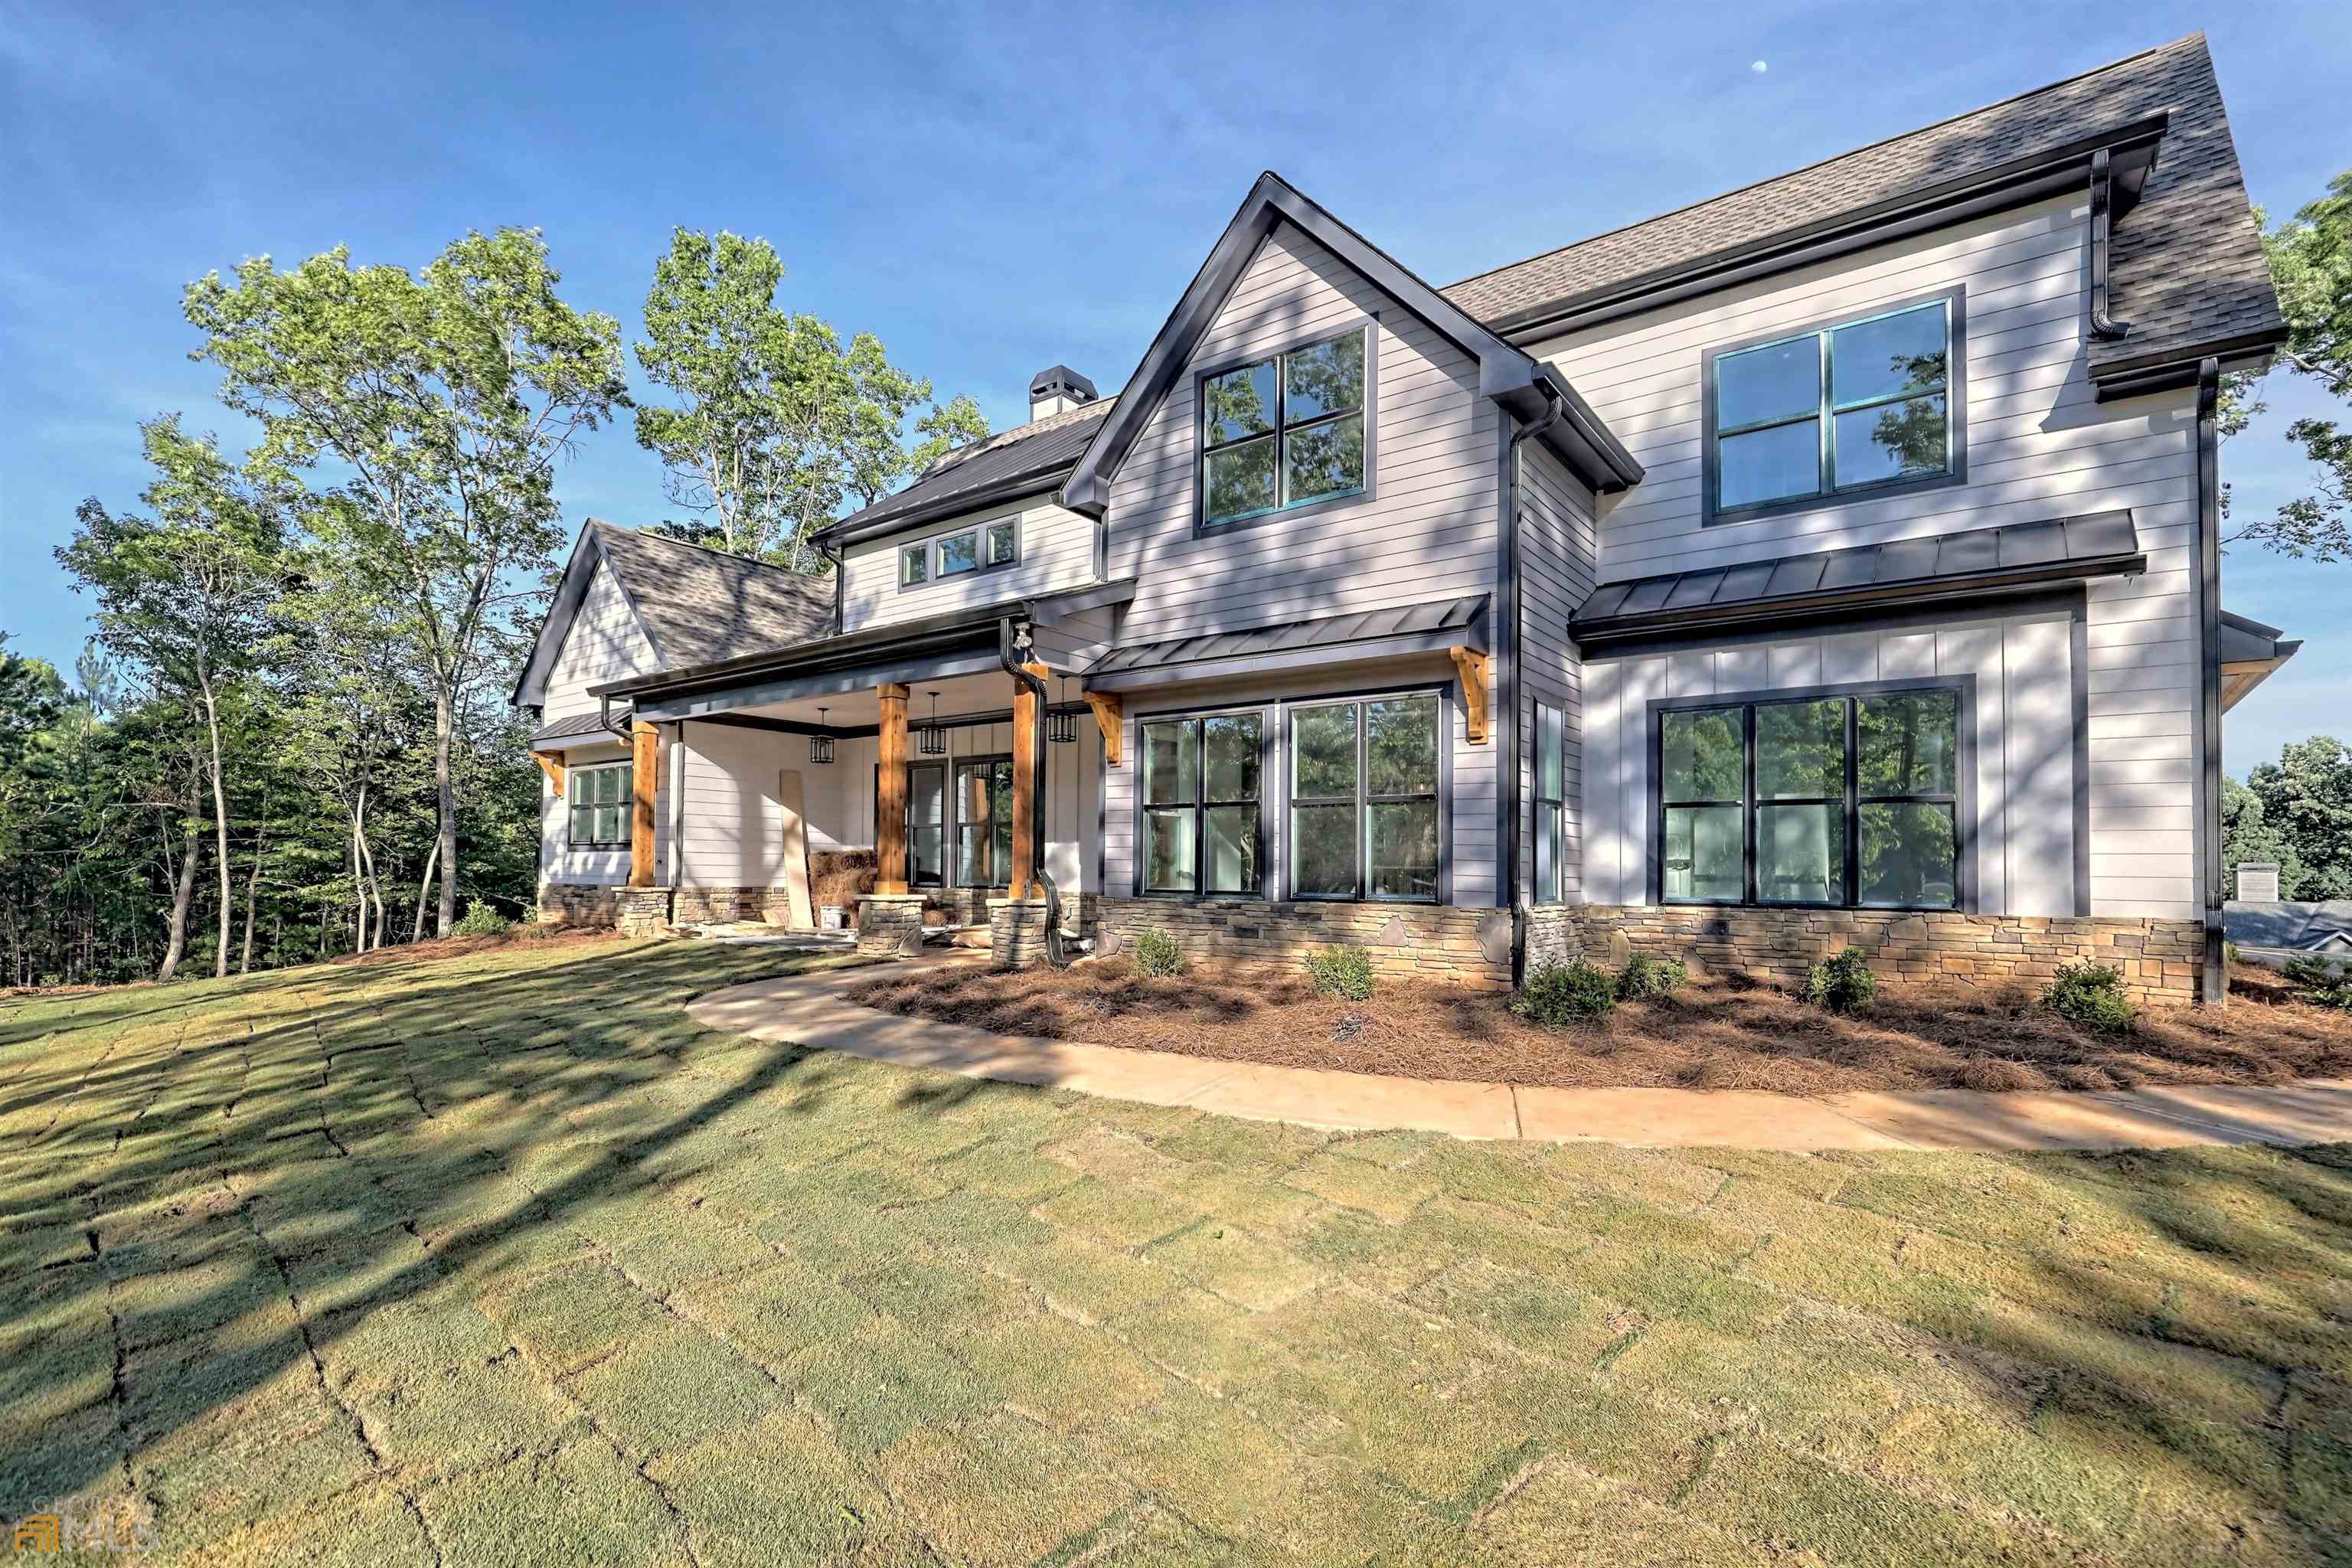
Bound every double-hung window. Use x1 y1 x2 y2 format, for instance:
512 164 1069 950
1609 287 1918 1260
569 762 632 848
955 758 1014 889
1291 694 1441 901
1534 702 1566 903
1142 713 1262 895
1710 296 1956 518
1200 326 1368 528
1658 688 1962 910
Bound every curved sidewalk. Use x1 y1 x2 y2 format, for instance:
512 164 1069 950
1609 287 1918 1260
688 956 2352 1152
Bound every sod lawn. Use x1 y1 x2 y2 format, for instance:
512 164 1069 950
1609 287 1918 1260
2 936 2347 1566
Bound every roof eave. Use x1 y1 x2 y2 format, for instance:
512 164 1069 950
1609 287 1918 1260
1487 111 2171 345
818 456 1083 548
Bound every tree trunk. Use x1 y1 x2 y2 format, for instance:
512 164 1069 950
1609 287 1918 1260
434 685 458 936
200 679 232 979
355 789 387 952
158 811 201 982
410 835 440 943
239 792 266 975
349 811 365 953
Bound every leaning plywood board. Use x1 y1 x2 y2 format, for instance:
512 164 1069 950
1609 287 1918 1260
774 769 815 929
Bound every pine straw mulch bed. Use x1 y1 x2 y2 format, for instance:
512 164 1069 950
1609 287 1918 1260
845 958 2352 1096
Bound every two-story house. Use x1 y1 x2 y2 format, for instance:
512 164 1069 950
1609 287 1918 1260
515 34 2298 1004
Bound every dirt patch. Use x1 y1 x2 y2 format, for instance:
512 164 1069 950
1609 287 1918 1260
845 959 2352 1095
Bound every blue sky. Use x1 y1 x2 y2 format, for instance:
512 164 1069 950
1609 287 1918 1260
2 1 2344 773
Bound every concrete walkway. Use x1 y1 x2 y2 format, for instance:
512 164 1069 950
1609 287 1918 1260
688 955 2352 1152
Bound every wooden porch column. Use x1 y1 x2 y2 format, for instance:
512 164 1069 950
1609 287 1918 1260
629 721 661 887
875 683 911 894
1010 663 1048 899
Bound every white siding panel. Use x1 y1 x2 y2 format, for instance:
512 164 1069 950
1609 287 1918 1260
839 495 1097 634
541 564 659 719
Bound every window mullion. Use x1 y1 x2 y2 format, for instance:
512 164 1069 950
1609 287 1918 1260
1743 705 1759 905
1818 334 1835 495
1843 698 1860 906
1354 703 1367 900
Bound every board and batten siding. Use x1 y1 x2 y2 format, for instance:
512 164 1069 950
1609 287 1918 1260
674 722 1099 896
539 562 670 887
1106 220 1502 648
1536 192 2201 919
1517 442 1599 903
838 495 1098 634
1580 610 2080 918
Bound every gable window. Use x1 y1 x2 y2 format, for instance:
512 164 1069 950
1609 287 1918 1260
936 528 980 577
900 543 928 586
985 518 1017 567
1708 295 1959 521
897 516 1018 591
568 762 632 848
1291 693 1440 902
1534 702 1565 903
1142 711 1263 895
1657 687 1962 910
1200 325 1369 529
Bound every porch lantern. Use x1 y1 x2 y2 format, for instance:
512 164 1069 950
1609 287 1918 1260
1048 676 1077 745
809 707 834 766
919 691 947 756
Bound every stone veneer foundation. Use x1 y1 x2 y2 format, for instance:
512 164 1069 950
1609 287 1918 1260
988 897 1052 969
855 894 929 956
1090 898 1518 990
1576 905 2204 1005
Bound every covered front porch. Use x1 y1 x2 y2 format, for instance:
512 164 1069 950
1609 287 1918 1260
554 586 1128 961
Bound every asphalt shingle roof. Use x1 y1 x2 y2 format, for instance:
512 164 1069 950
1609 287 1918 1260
825 397 1116 539
1440 34 2281 376
589 522 834 671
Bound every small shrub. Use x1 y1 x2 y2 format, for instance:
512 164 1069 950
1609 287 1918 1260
513 920 561 942
1304 944 1376 1001
452 898 511 937
1803 947 1877 1014
1615 952 1688 1001
1514 960 1618 1025
1131 927 1186 977
2285 953 2352 1011
2041 961 2137 1034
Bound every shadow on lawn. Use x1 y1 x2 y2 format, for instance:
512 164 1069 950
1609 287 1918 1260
0 940 948 1521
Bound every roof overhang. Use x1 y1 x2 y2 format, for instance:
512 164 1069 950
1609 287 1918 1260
1572 513 2146 655
2219 609 2301 712
1059 172 1640 516
1487 112 2171 346
1086 593 1488 693
812 459 1076 551
593 580 1136 723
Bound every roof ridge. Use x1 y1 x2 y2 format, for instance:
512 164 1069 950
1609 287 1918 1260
590 518 827 583
1441 32 2204 298
916 394 1118 481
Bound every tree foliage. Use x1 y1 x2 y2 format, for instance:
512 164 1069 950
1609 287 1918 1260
2236 737 2352 900
2223 169 2352 562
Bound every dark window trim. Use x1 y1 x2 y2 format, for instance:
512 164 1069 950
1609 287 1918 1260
1130 704 1270 900
952 752 1015 891
1700 285 1968 528
1644 675 1976 913
893 511 1023 593
1191 316 1380 537
1532 700 1566 905
1282 687 1450 905
871 760 951 888
565 760 634 849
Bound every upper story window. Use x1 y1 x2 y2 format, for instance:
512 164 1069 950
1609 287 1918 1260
568 762 632 848
1707 294 1960 522
897 514 1019 590
1200 326 1369 529
1657 686 1962 910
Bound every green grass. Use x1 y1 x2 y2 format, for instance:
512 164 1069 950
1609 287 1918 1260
3 938 2350 1565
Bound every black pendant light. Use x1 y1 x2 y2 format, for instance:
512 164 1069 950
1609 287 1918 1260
1048 675 1077 745
809 707 834 766
919 691 947 756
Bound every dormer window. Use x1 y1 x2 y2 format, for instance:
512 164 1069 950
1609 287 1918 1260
1705 292 1962 523
1199 325 1370 529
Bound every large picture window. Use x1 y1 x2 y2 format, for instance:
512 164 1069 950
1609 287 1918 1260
1658 687 1962 910
955 758 1014 889
1534 702 1565 904
1142 712 1262 895
1200 326 1368 529
1708 295 1958 520
1291 694 1441 902
568 762 632 848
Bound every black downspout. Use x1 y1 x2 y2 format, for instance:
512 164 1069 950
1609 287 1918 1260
2088 150 2132 341
1501 385 1567 989
2196 358 2226 1008
821 538 846 636
1000 617 1067 966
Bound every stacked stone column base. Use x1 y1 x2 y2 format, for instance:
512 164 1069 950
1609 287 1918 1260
855 894 929 956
